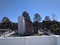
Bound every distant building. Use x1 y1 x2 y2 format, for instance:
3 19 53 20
18 16 33 35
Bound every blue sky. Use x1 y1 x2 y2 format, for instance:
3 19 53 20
0 0 60 22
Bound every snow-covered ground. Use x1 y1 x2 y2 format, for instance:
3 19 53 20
0 31 15 38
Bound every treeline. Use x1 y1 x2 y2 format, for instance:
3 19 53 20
22 11 60 35
33 14 60 35
0 17 18 31
0 11 60 35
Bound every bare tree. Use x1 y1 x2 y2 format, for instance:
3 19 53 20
33 13 41 22
22 11 31 21
1 17 11 23
52 14 57 21
44 16 51 21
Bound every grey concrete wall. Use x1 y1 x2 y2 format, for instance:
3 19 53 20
0 37 25 45
0 36 59 45
57 36 60 45
29 36 56 45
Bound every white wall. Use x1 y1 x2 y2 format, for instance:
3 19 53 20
57 36 60 45
29 36 56 45
0 37 25 45
18 16 25 35
0 36 60 45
